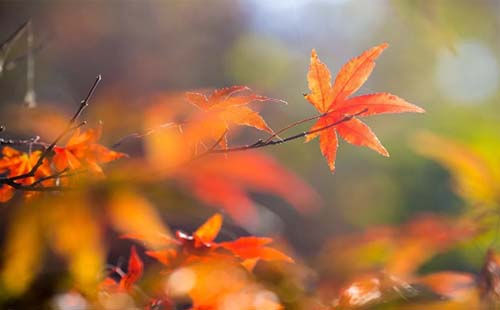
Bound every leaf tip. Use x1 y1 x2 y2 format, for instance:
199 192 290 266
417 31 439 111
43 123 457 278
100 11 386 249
415 106 426 113
375 141 390 157
327 161 336 173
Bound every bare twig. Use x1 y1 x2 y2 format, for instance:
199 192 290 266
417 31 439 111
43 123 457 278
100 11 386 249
0 75 101 189
0 21 29 55
0 136 48 148
30 168 71 187
112 121 183 148
1 21 29 77
209 109 367 154
263 111 329 144
24 21 36 108
2 178 72 192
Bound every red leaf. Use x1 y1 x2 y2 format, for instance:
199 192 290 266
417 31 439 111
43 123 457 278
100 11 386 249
336 118 388 157
304 44 424 171
119 246 143 291
219 236 293 263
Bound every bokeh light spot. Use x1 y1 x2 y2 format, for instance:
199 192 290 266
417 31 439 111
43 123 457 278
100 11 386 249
435 40 499 103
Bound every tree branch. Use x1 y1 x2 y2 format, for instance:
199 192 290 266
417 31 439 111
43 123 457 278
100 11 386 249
177 109 368 169
209 109 366 154
0 75 101 190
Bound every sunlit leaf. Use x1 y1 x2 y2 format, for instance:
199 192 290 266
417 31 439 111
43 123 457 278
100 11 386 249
305 45 424 171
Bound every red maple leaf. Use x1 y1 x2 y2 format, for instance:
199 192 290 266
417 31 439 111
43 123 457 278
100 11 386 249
176 151 319 225
0 147 51 202
53 124 126 174
304 44 424 171
132 213 293 270
99 246 144 293
184 86 282 151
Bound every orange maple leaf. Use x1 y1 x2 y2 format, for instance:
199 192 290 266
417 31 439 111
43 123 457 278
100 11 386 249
99 246 143 293
176 151 320 225
185 86 282 151
119 246 144 291
305 44 424 171
53 124 126 174
138 213 293 270
0 147 51 202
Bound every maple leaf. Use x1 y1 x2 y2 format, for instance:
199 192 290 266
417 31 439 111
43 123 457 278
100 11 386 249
320 214 475 283
0 147 51 202
52 124 126 174
413 131 500 206
119 246 144 291
304 44 424 171
184 86 282 151
176 151 320 226
99 246 143 294
132 213 293 270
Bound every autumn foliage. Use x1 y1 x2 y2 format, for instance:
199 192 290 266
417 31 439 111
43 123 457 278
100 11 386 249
3 35 499 310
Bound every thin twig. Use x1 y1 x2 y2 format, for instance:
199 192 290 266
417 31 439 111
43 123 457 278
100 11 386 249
112 121 183 148
30 168 70 187
209 109 367 154
0 136 48 148
207 130 228 152
263 112 326 144
3 179 72 192
0 75 101 189
0 21 29 76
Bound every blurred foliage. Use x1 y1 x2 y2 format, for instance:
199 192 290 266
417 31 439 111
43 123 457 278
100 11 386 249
0 0 500 309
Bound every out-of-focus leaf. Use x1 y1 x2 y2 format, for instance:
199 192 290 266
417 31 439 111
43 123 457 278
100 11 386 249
194 213 223 244
166 260 283 310
46 197 104 295
176 151 320 225
119 246 143 291
108 189 171 249
413 131 500 206
0 203 44 296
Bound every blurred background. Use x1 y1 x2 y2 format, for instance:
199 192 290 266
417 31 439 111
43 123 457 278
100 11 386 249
0 0 500 308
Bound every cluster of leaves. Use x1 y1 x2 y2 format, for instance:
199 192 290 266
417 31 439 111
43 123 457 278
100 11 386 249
98 214 292 310
0 41 441 310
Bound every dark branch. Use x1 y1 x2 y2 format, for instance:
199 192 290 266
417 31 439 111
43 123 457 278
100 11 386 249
209 109 366 154
0 75 101 190
0 20 29 52
0 136 48 148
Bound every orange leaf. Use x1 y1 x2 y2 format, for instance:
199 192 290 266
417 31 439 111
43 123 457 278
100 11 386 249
146 249 177 266
219 236 293 263
336 92 425 117
0 147 51 202
194 213 223 244
53 125 126 175
336 118 389 157
305 49 335 113
330 43 388 107
304 45 424 171
219 236 273 249
184 87 280 152
119 246 143 291
217 106 272 133
177 151 320 225
418 272 475 299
